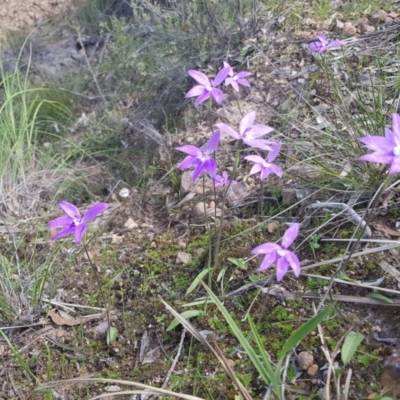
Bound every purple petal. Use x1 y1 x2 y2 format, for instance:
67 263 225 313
225 77 234 86
237 78 250 88
239 112 256 136
267 143 282 162
359 152 393 164
389 157 400 174
269 164 283 178
326 40 345 50
237 71 252 78
316 34 329 46
82 203 109 223
259 167 271 181
391 118 400 148
51 226 76 241
286 251 301 277
215 123 241 140
195 91 211 107
243 138 273 150
385 127 395 143
281 223 300 249
258 252 278 272
58 201 81 219
308 41 322 53
359 136 394 152
192 162 206 181
244 155 265 164
176 144 202 157
203 158 217 178
187 70 210 86
223 61 233 71
185 85 206 98
47 216 73 229
276 257 289 281
246 125 274 138
74 223 87 244
231 81 240 92
206 130 221 154
214 67 231 86
249 164 262 176
213 174 224 187
252 242 281 255
211 88 223 105
178 155 199 170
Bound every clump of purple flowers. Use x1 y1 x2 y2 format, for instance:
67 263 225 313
308 34 345 54
252 224 301 281
48 201 109 244
179 62 302 281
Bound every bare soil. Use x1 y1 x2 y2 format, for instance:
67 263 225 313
0 0 74 39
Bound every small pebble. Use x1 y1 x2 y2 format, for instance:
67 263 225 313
297 351 314 370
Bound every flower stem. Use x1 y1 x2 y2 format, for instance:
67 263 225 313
83 241 111 343
212 140 243 283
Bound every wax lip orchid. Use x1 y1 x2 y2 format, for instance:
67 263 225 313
185 67 231 107
308 34 345 54
176 130 220 181
223 61 252 92
48 201 109 244
213 171 237 187
359 113 400 174
252 223 301 282
244 143 283 180
216 111 275 150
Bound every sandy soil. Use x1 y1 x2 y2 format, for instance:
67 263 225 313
0 0 74 37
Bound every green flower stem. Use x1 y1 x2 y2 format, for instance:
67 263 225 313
212 140 243 280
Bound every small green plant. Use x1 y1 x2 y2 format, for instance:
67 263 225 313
179 284 335 400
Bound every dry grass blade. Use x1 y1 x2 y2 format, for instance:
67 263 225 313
160 298 253 400
303 273 400 297
343 368 352 400
39 377 205 400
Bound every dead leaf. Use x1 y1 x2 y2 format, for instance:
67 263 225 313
380 260 400 283
142 347 161 364
139 330 161 364
373 223 400 237
140 330 150 362
48 310 105 326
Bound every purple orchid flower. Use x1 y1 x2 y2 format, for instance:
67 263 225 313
216 111 275 150
176 130 220 181
223 61 252 92
308 34 345 54
244 143 283 180
185 67 231 107
48 201 109 244
252 223 301 281
359 113 400 174
213 171 237 187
